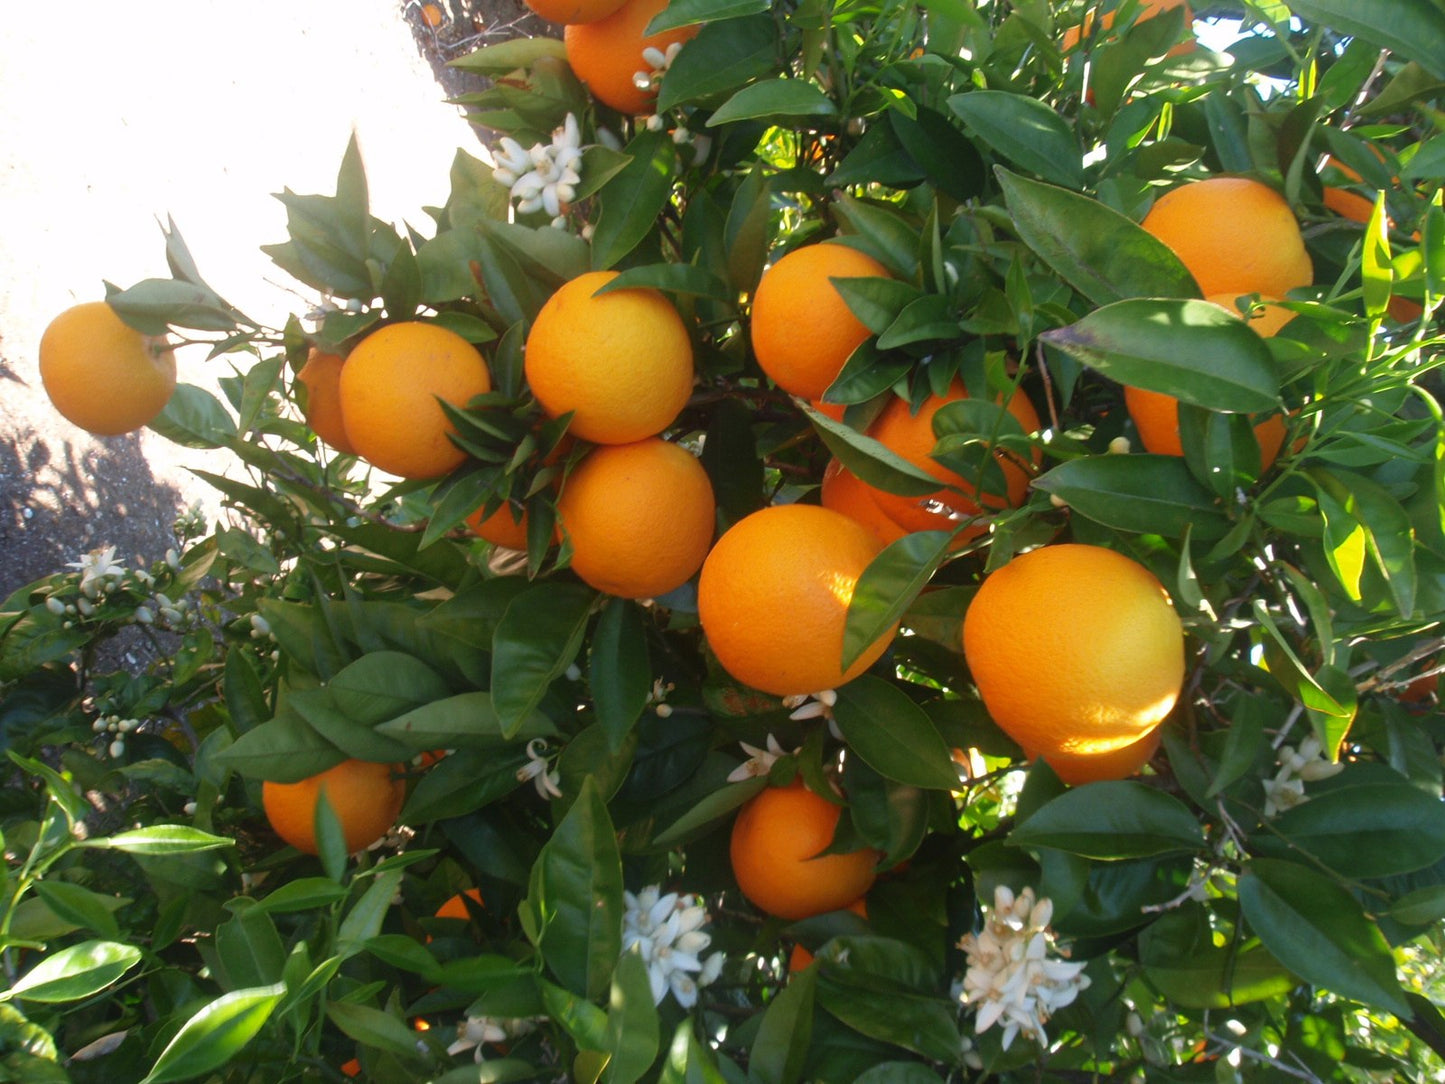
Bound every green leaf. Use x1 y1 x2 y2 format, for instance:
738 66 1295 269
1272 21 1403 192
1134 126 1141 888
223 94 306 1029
706 79 838 126
327 1002 426 1059
592 130 676 271
105 276 249 334
249 877 351 914
212 705 346 783
653 776 767 846
1040 298 1280 412
290 688 415 763
149 384 238 449
845 532 950 672
529 776 625 1001
997 168 1198 306
376 692 557 750
656 13 778 111
600 262 734 301
400 747 527 822
338 869 407 956
31 882 121 940
216 906 286 989
647 0 768 32
448 36 568 74
604 950 661 1084
1253 782 1445 878
806 405 941 498
590 599 653 753
888 106 986 203
831 677 960 791
700 396 765 523
1009 781 1206 859
5 940 142 1004
328 651 452 725
1238 859 1410 1018
1289 0 1445 80
749 964 815 1084
491 583 595 738
815 977 962 1063
949 91 1084 189
1139 903 1295 1008
83 825 235 855
1311 468 1417 618
141 984 285 1084
1033 455 1230 539
1389 885 1445 927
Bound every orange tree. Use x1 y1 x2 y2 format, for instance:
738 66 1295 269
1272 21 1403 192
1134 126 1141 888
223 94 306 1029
3 0 1445 1079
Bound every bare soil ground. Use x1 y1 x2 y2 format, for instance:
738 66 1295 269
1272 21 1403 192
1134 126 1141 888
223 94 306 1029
0 0 540 612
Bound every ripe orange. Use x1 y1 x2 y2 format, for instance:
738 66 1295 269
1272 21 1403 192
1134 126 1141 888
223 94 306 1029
525 0 627 23
1140 177 1313 299
556 437 715 599
261 758 405 856
39 301 177 436
1124 292 1290 468
295 348 357 456
730 781 879 921
1323 185 1379 226
1062 0 1195 54
1026 725 1163 785
419 2 446 27
961 544 1184 759
466 501 530 550
338 321 492 479
865 382 1041 541
697 503 896 697
435 887 485 921
563 0 701 114
525 271 694 445
750 243 891 401
819 458 908 549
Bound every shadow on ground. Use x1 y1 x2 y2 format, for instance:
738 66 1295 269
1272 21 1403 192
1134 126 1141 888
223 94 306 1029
0 353 188 603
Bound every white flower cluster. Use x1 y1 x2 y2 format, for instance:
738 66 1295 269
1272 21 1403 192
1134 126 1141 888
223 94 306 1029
447 1014 538 1061
1262 733 1344 816
958 885 1090 1051
726 733 794 783
622 885 725 1008
491 114 584 229
66 545 126 598
50 545 194 632
92 714 140 760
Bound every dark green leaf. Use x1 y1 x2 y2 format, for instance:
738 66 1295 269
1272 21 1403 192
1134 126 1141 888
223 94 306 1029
1040 298 1280 412
888 106 986 202
657 14 778 111
591 599 653 753
647 0 768 32
949 92 1084 189
845 532 949 672
329 651 452 726
376 692 557 749
832 677 960 791
604 951 660 1084
706 79 837 126
149 385 238 449
1254 783 1445 878
815 977 961 1063
1238 858 1409 1017
750 965 814 1084
1289 0 1445 80
601 262 734 301
491 583 595 737
1009 781 1206 859
1033 454 1229 539
592 131 676 271
529 777 624 1001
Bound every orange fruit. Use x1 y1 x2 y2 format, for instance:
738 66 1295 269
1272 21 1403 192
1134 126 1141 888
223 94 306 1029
1323 185 1379 226
261 758 405 856
419 2 446 27
563 0 701 114
338 321 492 479
525 271 694 445
1062 0 1195 54
1124 292 1290 468
789 896 868 973
1140 177 1313 299
730 781 879 920
296 348 357 455
435 887 485 921
750 243 891 401
697 503 896 697
525 0 627 23
39 301 177 436
810 398 848 423
466 501 530 549
962 544 1184 758
865 382 1041 541
556 437 715 599
819 458 909 549
1027 725 1162 785
340 1058 361 1078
